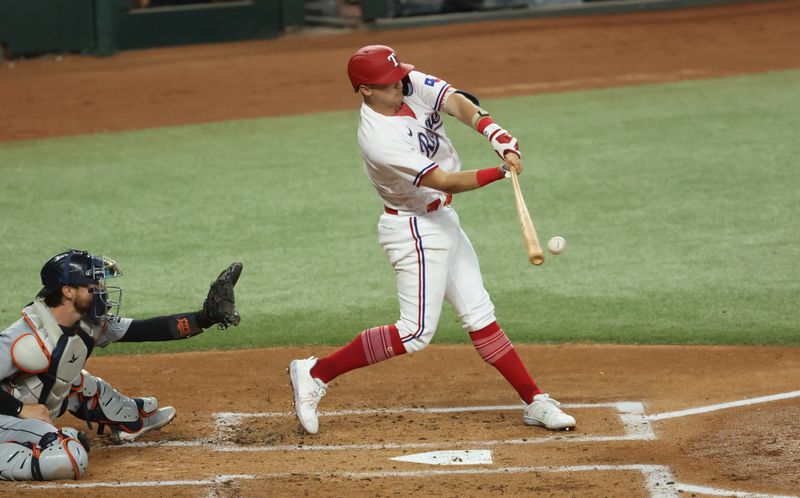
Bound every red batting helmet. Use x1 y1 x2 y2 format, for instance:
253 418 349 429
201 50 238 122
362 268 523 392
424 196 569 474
347 45 414 92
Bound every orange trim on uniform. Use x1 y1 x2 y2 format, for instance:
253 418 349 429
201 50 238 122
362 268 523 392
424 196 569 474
60 437 81 479
70 372 85 393
10 334 50 374
20 312 52 361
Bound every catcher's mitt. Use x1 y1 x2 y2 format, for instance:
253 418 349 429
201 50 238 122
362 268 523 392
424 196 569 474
202 262 242 330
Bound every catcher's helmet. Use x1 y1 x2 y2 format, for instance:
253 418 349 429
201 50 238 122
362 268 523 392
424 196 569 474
347 45 414 92
37 249 123 322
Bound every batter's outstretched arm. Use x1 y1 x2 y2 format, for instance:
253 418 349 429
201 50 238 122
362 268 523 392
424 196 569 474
419 164 507 194
444 92 522 174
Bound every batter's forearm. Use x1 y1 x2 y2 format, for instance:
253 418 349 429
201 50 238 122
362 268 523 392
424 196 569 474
419 166 506 194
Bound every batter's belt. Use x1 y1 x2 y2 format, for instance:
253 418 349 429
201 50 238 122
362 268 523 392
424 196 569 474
384 194 452 216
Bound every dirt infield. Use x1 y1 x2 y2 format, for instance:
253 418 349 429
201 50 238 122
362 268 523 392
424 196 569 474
15 345 800 497
3 0 800 496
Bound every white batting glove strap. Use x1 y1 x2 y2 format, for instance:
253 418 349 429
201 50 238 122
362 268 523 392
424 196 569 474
483 123 522 159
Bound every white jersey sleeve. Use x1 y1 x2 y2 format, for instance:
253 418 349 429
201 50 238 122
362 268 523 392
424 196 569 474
93 316 133 348
405 70 456 113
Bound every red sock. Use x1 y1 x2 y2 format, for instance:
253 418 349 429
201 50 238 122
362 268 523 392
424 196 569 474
470 322 542 404
311 325 406 383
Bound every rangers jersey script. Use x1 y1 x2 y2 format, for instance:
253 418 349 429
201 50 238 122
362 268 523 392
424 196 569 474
358 70 460 214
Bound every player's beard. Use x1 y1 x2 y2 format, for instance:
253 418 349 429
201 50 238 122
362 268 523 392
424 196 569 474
73 290 93 318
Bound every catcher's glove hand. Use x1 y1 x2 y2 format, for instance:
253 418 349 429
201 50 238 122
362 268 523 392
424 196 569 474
202 262 243 330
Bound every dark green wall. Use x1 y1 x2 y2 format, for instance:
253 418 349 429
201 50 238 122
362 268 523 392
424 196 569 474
0 0 97 55
361 0 390 21
116 1 282 51
0 0 301 57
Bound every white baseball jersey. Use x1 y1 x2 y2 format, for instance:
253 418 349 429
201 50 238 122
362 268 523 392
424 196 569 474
356 70 497 351
358 70 460 214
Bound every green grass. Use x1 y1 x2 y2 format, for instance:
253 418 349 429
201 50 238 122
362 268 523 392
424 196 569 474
1 70 798 353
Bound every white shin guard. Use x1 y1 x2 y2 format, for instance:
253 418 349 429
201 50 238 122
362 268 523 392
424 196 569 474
0 431 88 481
70 372 141 426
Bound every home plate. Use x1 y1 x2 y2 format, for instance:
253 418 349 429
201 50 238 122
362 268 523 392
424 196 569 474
390 450 493 466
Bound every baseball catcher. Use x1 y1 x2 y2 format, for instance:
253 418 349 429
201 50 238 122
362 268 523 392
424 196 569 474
0 250 243 481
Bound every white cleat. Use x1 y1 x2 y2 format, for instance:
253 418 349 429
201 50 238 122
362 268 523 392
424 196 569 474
289 357 327 435
111 406 177 443
523 393 576 430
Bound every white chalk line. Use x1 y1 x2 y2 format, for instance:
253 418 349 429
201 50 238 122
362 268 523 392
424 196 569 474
673 483 798 498
213 402 652 436
213 402 622 419
24 465 797 498
646 390 800 421
23 474 258 489
74 392 800 497
213 434 645 453
99 401 650 451
339 464 682 498
102 389 800 453
102 436 647 453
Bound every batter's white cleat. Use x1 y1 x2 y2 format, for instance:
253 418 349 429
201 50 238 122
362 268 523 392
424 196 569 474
523 394 576 430
111 406 177 443
289 356 327 435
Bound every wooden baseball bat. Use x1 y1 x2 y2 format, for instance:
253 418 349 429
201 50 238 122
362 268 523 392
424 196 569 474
509 167 545 265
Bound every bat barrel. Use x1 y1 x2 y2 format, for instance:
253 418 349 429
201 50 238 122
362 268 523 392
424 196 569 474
510 169 545 266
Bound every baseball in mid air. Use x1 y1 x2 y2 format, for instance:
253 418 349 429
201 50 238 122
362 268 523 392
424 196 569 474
547 236 566 255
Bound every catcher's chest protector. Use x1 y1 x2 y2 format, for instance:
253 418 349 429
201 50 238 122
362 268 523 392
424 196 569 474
8 301 94 418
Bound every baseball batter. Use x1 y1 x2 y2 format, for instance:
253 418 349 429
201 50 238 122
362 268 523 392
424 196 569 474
0 249 242 481
290 45 575 434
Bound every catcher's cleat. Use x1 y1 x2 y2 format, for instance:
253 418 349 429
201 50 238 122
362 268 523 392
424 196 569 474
111 406 177 443
523 394 576 430
289 357 327 435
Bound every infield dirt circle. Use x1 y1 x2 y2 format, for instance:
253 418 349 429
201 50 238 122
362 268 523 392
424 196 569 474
3 1 799 496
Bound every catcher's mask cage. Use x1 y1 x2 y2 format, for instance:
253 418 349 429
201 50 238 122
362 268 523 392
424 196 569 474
37 249 123 324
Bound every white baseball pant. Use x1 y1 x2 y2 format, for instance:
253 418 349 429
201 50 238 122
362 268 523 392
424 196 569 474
378 206 496 353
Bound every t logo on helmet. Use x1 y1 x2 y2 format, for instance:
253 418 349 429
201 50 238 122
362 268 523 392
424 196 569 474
387 52 399 67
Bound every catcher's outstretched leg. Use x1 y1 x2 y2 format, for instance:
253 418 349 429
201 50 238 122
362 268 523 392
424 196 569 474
67 370 176 443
